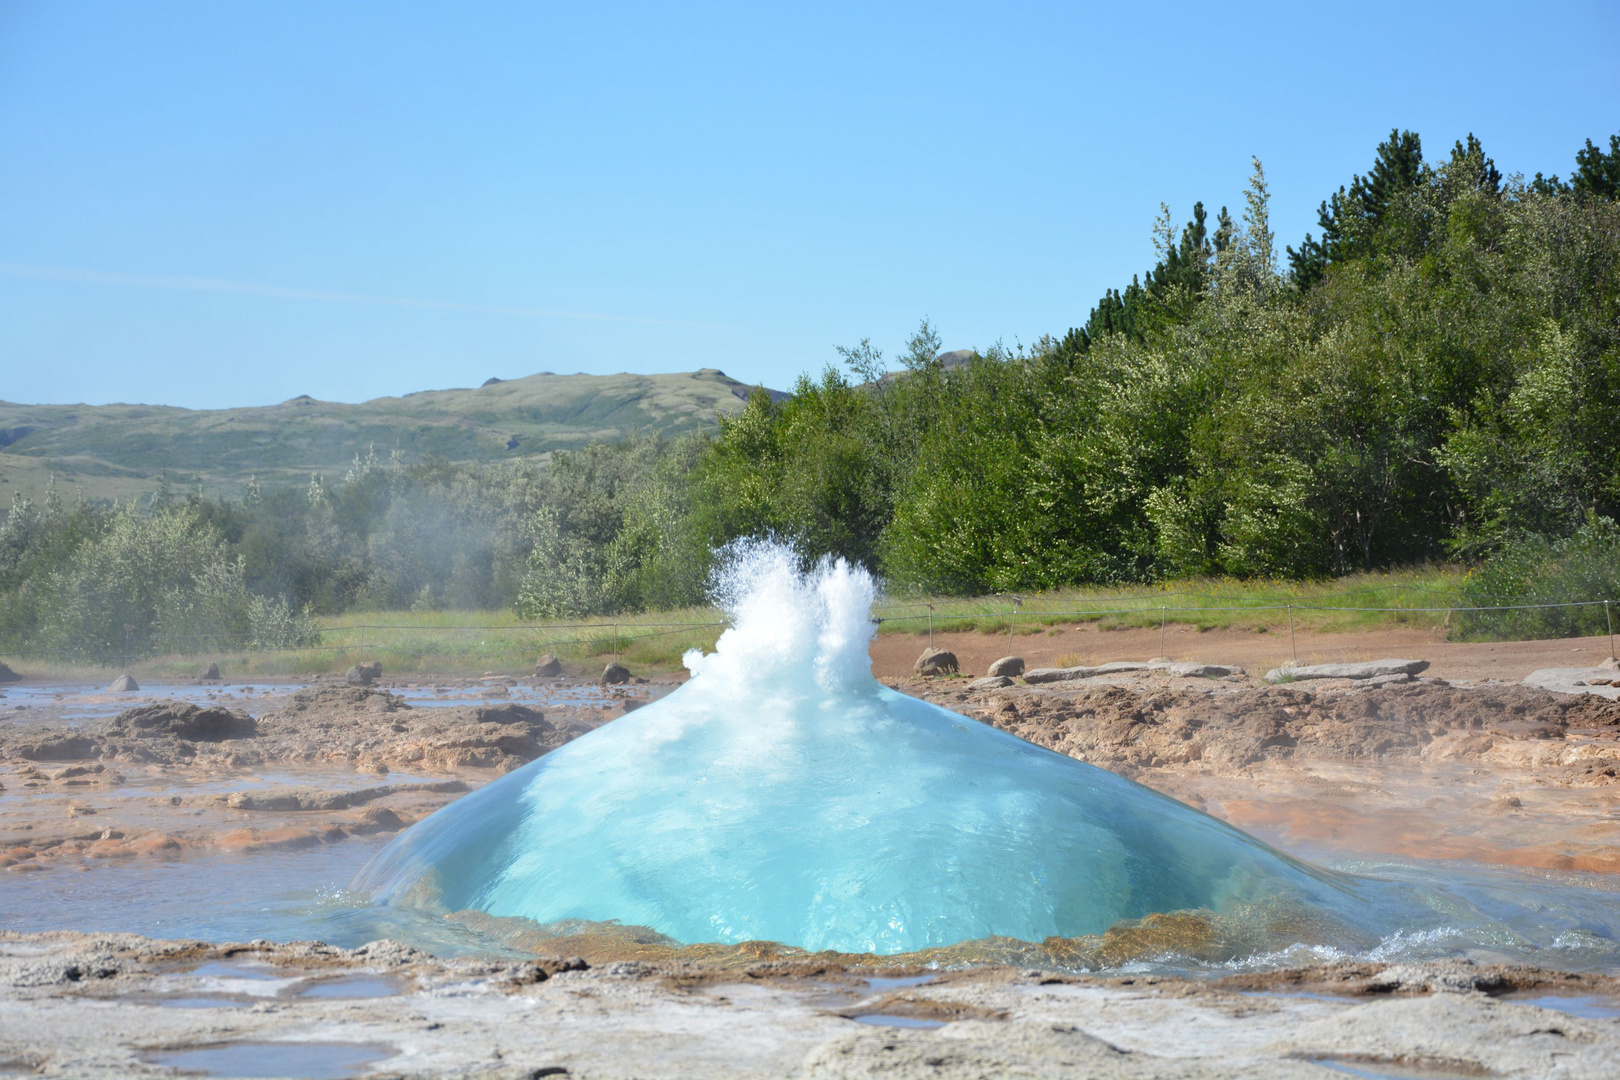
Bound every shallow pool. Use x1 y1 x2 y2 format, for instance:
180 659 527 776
4 838 1619 974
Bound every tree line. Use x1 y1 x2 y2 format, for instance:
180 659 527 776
3 128 1618 659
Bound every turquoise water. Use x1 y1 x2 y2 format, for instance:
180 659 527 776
4 841 1619 972
348 545 1620 965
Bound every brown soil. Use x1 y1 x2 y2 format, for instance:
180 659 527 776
898 672 1620 875
0 685 621 871
870 623 1620 682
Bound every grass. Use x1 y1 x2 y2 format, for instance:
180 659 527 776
871 565 1468 638
0 608 729 682
0 566 1480 682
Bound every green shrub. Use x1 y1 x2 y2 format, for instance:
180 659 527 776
1453 513 1620 640
28 503 317 662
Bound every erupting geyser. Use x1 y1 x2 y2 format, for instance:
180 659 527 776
355 543 1373 955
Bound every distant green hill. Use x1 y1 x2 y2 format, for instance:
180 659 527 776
0 369 784 505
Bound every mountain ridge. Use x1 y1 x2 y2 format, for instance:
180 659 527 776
0 368 787 505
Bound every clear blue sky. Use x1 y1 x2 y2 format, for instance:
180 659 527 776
2 0 1617 409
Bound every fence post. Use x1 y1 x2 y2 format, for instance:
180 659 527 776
1160 606 1167 658
1287 604 1297 664
1608 600 1616 660
927 603 934 649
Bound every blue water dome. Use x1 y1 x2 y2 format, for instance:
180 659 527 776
354 543 1368 955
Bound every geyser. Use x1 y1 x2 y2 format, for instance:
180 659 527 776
355 543 1373 955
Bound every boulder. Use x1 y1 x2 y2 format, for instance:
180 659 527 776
108 700 257 741
534 654 563 677
1603 656 1620 671
602 662 631 685
0 661 21 683
1265 659 1429 684
914 648 959 676
345 661 384 686
968 676 1013 690
200 662 221 680
987 656 1025 678
107 674 139 693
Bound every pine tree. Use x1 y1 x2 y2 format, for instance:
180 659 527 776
1572 134 1620 201
1350 129 1425 225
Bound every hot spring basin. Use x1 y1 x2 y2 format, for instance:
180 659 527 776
355 545 1383 956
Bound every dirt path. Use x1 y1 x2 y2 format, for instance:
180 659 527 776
870 623 1619 682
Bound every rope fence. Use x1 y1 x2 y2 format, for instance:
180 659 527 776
5 588 1616 668
874 596 1618 664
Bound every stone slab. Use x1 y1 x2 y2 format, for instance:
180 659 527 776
1265 659 1430 684
1523 667 1620 700
1024 660 1244 684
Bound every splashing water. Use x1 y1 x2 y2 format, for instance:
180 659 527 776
354 543 1401 956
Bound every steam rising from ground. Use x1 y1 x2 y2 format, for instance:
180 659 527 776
356 542 1388 955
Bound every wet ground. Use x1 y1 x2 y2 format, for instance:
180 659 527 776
0 675 656 725
5 931 1620 1078
4 658 1620 1076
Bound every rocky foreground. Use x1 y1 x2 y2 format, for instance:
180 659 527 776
0 684 618 871
3 931 1620 1078
4 669 1620 1075
914 671 1620 875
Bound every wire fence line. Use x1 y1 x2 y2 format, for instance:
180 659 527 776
7 619 733 668
877 579 1479 612
6 588 1617 668
873 594 1619 664
873 598 1617 621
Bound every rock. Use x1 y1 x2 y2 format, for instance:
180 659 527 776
470 703 551 731
1364 672 1415 687
1603 656 1620 671
1152 661 1244 679
345 661 383 686
535 654 563 677
107 674 139 693
913 648 959 676
108 701 257 742
0 661 21 683
1023 661 1150 684
1522 668 1620 700
1022 659 1247 684
602 663 630 685
1265 659 1430 684
200 662 220 680
987 656 1025 678
969 676 1013 690
14 733 100 761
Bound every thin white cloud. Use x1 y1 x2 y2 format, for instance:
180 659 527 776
0 262 734 330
